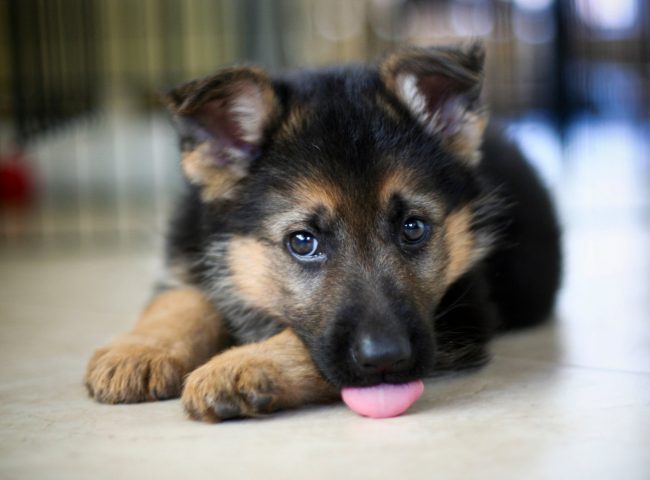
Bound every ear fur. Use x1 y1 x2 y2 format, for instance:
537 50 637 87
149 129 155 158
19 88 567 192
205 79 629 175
380 42 488 165
164 67 279 201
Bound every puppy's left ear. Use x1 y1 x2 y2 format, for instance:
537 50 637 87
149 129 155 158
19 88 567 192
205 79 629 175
380 42 487 165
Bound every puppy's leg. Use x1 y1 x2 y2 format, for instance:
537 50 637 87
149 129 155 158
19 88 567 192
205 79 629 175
86 288 228 403
182 329 338 422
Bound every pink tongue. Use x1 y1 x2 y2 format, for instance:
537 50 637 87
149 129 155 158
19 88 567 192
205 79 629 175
341 380 424 419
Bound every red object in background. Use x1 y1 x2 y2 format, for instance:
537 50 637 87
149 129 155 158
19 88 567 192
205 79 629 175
0 147 35 207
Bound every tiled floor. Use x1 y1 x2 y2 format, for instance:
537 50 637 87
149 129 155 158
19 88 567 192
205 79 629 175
1 118 649 479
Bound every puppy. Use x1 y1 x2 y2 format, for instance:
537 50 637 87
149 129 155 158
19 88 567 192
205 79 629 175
85 43 561 422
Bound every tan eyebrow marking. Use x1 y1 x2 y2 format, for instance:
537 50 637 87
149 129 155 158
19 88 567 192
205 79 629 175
444 206 478 286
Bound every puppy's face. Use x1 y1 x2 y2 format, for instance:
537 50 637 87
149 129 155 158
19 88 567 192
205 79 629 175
166 44 493 387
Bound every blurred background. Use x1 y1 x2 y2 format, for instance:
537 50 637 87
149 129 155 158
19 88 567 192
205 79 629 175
0 0 648 254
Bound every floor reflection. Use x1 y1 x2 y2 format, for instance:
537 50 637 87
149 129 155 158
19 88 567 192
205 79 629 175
509 115 650 373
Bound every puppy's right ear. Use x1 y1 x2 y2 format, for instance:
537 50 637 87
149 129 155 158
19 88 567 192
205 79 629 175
165 67 279 201
380 43 487 166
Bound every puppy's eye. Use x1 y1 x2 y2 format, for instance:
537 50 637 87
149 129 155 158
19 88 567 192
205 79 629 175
401 217 429 244
288 231 321 259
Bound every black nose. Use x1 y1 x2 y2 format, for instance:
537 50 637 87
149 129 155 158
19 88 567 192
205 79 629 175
352 332 413 375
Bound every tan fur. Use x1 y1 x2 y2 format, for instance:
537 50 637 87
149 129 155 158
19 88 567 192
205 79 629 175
181 143 243 201
182 329 338 422
227 236 282 314
85 288 228 404
444 207 477 286
291 177 341 213
443 111 488 165
377 168 415 206
377 169 442 222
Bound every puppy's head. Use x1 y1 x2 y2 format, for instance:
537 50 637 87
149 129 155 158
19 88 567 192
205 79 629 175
166 43 495 387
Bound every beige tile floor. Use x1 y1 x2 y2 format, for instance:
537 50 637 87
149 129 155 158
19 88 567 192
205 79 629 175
1 119 649 480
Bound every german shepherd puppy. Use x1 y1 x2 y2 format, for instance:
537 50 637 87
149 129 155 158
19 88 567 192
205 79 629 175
85 43 561 422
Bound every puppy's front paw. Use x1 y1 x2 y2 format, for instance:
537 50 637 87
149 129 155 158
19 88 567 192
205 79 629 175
182 353 291 422
85 344 187 403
